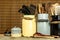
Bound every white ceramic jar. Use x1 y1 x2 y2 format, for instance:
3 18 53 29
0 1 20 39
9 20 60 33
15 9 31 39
11 26 21 37
22 15 36 37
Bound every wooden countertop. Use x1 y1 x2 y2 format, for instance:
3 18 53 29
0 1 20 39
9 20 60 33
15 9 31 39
0 34 60 40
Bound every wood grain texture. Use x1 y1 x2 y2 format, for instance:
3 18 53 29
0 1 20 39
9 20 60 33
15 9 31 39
0 0 60 33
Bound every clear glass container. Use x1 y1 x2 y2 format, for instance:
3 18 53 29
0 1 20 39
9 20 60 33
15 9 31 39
11 26 21 37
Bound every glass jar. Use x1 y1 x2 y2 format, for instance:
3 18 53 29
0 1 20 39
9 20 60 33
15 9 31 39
11 26 21 37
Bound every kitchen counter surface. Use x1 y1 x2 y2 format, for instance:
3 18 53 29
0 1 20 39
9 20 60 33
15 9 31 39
0 34 60 40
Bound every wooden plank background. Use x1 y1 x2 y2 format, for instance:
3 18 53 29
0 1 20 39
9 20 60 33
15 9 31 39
0 0 60 33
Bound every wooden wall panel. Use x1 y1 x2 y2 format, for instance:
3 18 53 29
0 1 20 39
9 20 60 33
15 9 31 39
0 0 11 33
0 0 60 33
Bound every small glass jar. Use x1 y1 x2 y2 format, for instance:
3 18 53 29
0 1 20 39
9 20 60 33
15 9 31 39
11 26 21 37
